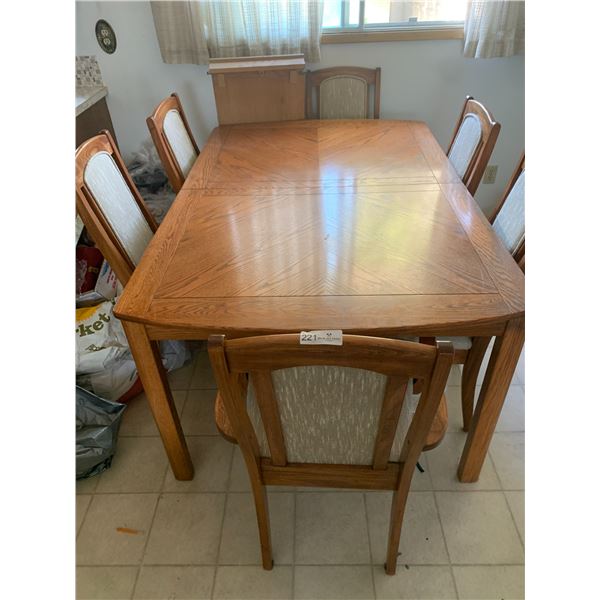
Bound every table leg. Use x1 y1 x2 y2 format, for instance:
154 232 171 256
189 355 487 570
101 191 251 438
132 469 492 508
122 320 194 480
460 336 492 432
457 317 524 483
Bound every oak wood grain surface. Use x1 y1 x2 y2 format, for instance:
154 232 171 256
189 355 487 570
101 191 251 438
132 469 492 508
114 119 525 483
208 55 306 126
116 120 523 336
207 54 306 74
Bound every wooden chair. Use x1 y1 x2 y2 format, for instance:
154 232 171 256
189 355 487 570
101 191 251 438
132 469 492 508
146 92 200 193
208 333 453 575
75 130 158 285
305 67 381 120
447 95 501 196
433 153 525 431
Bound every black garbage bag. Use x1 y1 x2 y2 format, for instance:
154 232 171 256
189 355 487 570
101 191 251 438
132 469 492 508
126 140 175 223
76 386 126 480
127 140 169 193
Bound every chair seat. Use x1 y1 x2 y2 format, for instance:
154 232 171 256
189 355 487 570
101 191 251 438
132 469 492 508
214 391 448 455
437 336 472 350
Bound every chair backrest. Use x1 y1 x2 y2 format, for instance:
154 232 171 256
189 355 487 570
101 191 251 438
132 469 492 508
208 334 452 490
306 67 381 120
75 130 157 285
491 153 525 267
146 92 200 193
447 95 501 196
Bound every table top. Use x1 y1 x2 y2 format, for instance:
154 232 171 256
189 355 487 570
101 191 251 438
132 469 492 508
115 120 524 338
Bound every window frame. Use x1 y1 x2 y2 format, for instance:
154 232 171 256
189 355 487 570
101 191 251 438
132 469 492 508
321 0 465 44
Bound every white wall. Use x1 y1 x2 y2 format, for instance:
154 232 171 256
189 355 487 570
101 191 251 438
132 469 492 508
76 1 524 214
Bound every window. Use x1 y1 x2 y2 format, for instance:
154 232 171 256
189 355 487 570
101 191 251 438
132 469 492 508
323 0 467 38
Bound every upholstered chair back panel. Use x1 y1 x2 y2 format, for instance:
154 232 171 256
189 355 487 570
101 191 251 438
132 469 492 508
83 151 154 265
319 76 369 119
493 170 525 254
448 113 482 178
163 109 197 177
246 365 417 465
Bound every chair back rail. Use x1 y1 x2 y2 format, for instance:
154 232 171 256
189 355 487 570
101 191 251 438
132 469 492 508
221 334 436 376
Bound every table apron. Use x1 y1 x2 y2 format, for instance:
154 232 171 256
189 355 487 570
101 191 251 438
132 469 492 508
138 321 509 341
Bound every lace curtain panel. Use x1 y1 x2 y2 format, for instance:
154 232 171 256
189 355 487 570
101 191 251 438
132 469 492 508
151 0 324 65
464 0 525 58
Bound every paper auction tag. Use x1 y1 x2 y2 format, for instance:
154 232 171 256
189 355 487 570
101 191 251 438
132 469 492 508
299 330 343 346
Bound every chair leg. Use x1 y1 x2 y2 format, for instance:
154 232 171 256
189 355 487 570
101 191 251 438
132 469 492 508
250 480 274 570
384 472 412 575
460 337 491 432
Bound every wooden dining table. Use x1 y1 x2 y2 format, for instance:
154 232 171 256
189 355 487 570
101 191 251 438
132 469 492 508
115 119 524 483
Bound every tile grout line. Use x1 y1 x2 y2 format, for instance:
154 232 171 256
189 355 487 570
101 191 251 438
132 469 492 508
130 486 164 599
131 461 171 597
179 380 191 416
431 486 459 600
77 561 527 568
83 487 526 497
485 446 503 489
76 494 93 541
492 443 525 551
501 487 525 550
75 478 99 495
487 449 525 496
210 434 235 600
363 492 377 599
421 453 434 490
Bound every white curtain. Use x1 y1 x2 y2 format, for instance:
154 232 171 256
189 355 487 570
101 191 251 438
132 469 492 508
151 1 210 64
151 0 324 65
463 0 525 58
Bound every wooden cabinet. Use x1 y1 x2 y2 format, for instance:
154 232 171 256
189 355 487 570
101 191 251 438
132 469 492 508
208 54 306 125
76 91 118 149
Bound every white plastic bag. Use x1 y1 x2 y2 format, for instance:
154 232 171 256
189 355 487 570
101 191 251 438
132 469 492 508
76 298 190 401
76 299 136 400
160 339 191 372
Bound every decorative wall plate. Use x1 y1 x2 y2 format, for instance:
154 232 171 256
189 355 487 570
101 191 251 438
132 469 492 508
95 19 116 55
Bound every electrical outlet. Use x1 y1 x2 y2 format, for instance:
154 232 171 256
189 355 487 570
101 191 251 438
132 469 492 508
482 165 498 184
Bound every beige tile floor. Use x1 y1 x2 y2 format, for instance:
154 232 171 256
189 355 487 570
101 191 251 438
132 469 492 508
76 347 525 599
